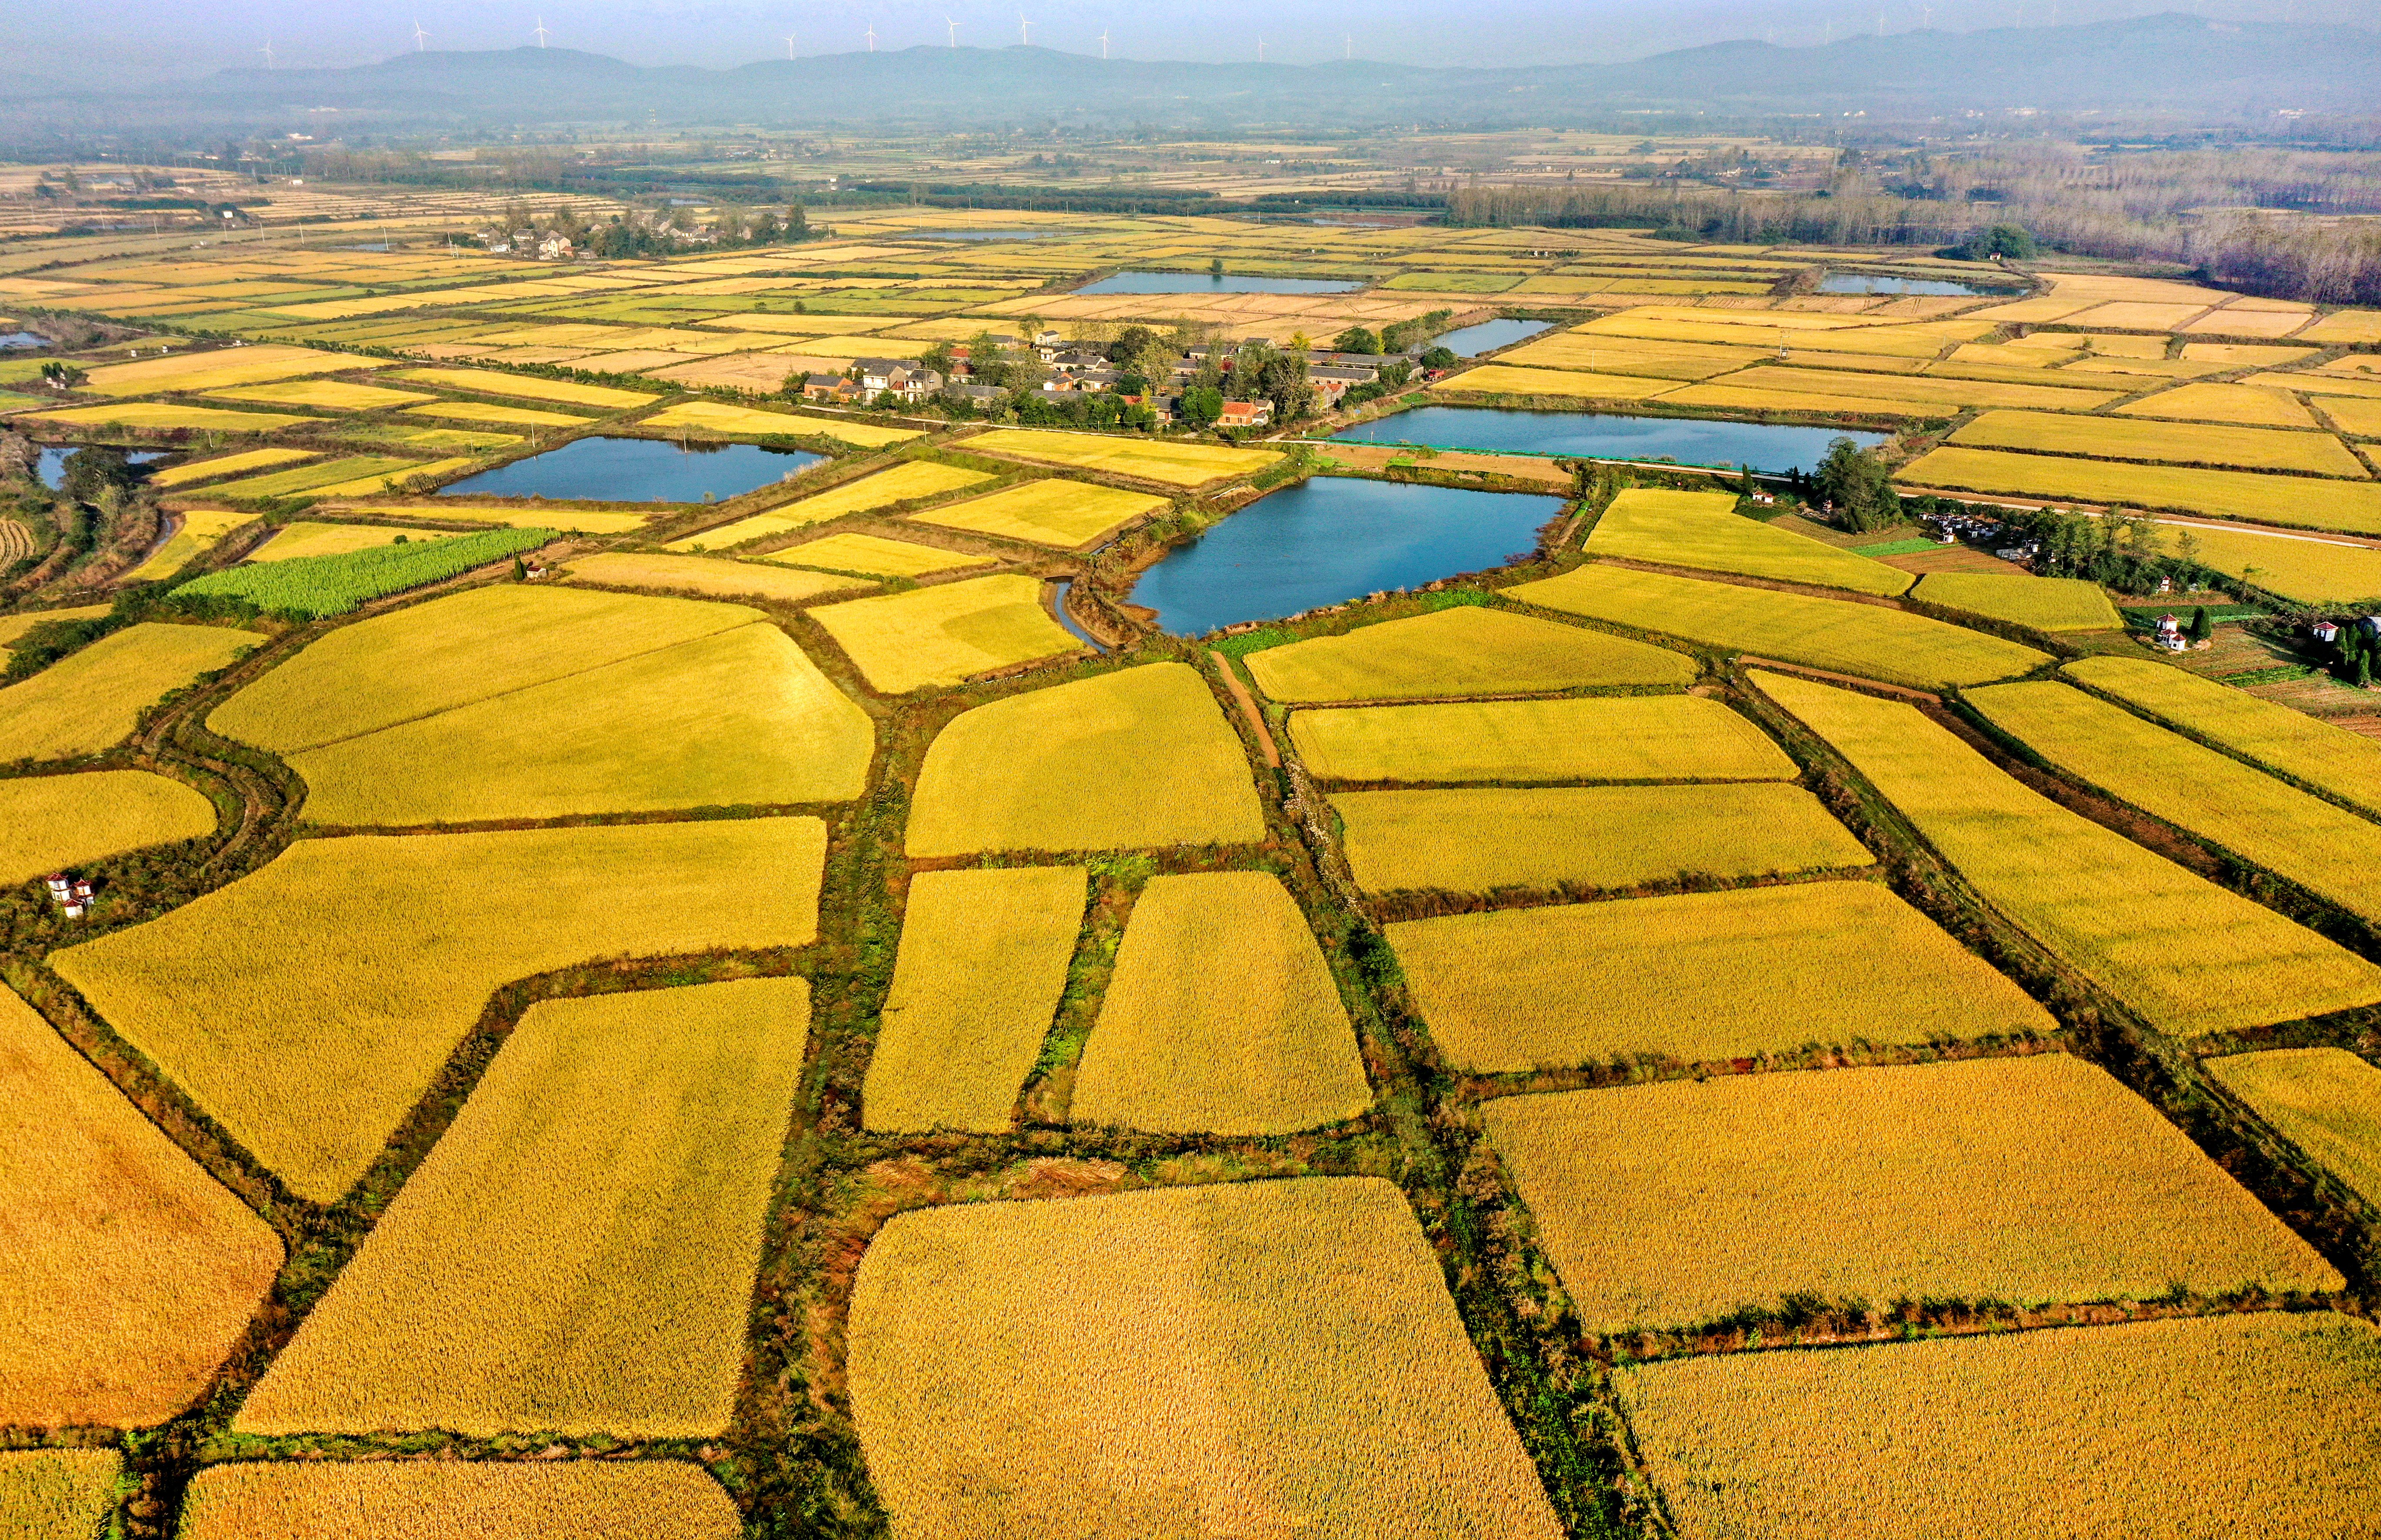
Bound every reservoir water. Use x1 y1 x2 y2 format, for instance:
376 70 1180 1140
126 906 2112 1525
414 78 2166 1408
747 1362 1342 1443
1436 318 1553 357
1130 477 1565 636
1075 271 1363 295
1328 407 1885 472
35 446 168 488
435 436 823 503
1817 272 2010 297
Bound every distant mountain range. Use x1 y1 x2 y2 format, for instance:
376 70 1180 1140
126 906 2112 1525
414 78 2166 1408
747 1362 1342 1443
4 14 2374 135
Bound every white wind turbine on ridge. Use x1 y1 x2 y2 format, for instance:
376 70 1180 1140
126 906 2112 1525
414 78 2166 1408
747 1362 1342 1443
533 16 552 47
947 17 960 45
412 20 430 50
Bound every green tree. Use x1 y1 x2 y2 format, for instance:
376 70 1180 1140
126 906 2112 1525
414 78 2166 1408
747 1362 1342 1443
1208 256 1224 278
2188 606 2214 643
1180 386 1224 427
1332 326 1379 355
2357 652 2371 690
1814 436 1897 533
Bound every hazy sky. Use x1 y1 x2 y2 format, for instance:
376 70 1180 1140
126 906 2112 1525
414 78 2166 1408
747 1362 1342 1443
8 0 2367 76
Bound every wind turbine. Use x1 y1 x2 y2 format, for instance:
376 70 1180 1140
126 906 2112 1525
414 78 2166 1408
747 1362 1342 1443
865 21 877 50
1099 28 1109 58
785 33 797 57
260 38 276 68
533 16 551 46
413 19 430 50
1019 13 1031 45
947 16 959 45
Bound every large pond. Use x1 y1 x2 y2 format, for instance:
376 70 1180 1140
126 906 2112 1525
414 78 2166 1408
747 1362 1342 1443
35 446 168 488
1329 407 1884 473
1075 271 1362 295
1435 318 1553 357
1817 272 2012 297
436 436 823 503
1130 477 1565 636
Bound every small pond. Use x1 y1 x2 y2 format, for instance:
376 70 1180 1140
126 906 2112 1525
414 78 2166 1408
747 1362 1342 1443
436 436 823 503
0 331 47 351
1435 318 1552 357
1817 272 2013 297
35 446 168 488
1130 477 1565 636
1329 407 1884 473
1075 271 1362 295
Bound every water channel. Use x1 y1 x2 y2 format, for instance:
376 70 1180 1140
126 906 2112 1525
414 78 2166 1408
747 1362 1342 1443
1434 318 1553 357
1329 406 1884 472
1816 272 2014 297
435 436 822 503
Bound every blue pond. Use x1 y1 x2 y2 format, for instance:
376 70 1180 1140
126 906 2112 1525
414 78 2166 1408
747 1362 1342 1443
1435 318 1553 357
1817 272 2009 297
1074 271 1362 295
35 446 167 488
436 436 823 503
0 331 47 350
1130 477 1565 636
1330 407 1884 473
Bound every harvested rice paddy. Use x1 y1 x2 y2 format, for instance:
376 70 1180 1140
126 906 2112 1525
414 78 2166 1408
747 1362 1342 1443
0 1450 121 1540
1243 603 1694 701
1509 562 2047 689
0 622 252 762
1333 782 1873 894
864 867 1086 1133
1908 571 2120 631
560 550 866 604
962 426 1281 486
235 978 809 1438
0 769 216 884
768 531 993 578
1073 872 1370 1134
1388 880 2052 1071
907 663 1263 855
910 477 1167 549
2064 655 2381 817
1616 1312 2381 1540
1757 670 2381 1036
1586 487 1914 596
50 818 828 1201
1949 408 2365 478
1900 446 2381 536
848 1178 1565 1540
2204 1047 2381 1210
808 572 1081 693
755 460 991 525
1 983 282 1427
1288 693 1794 784
177 1462 744 1540
389 367 657 409
1484 1055 2337 1335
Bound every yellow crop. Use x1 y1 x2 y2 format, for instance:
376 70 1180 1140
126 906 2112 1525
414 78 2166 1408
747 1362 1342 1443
1972 680 2381 929
1244 603 1694 702
847 1178 1566 1540
236 978 808 1438
1757 670 2381 1036
1908 572 2119 631
964 427 1281 486
644 399 919 446
810 572 1082 693
302 456 481 500
0 623 253 762
0 1450 121 1539
1289 693 1795 784
910 477 1166 549
1508 563 2047 690
400 399 592 429
1586 487 1914 596
126 506 256 581
1 984 282 1427
908 663 1263 855
1901 446 2381 536
2149 519 2381 603
2115 380 2324 427
1485 1055 2338 1336
336 500 650 533
51 818 828 1202
248 522 451 561
206 453 426 500
1674 362 2119 412
756 461 991 526
2204 1047 2381 1210
1334 782 1873 894
864 867 1087 1133
13 402 323 432
1502 329 1767 380
0 769 215 885
80 343 375 396
2065 655 2381 816
1389 880 2051 1071
204 379 437 412
1950 408 2366 478
390 366 657 408
561 550 865 604
1616 1312 2381 1540
148 447 321 487
177 1461 744 1540
767 532 993 578
0 604 107 646
1073 872 1370 1134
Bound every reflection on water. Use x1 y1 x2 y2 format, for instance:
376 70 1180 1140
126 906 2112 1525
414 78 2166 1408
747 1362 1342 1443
436 436 824 502
1331 406 1884 473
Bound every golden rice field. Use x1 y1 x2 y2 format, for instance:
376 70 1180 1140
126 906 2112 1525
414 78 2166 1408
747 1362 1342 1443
560 550 866 604
235 978 808 1439
847 1178 1566 1540
211 585 752 753
664 509 817 550
1615 1312 2381 1540
0 768 216 884
79 343 378 396
768 531 993 579
247 521 451 562
1483 1055 2337 1336
203 379 438 412
400 399 592 429
962 426 1281 486
2204 1047 2381 1210
335 499 651 534
147 446 320 488
1433 363 1679 400
1586 487 1915 597
1908 571 2121 631
289 621 872 824
1 983 282 1427
864 867 1086 1134
205 453 427 500
1508 563 2048 690
907 663 1264 856
1948 408 2368 478
808 572 1081 694
752 460 992 526
1243 603 1694 702
1288 693 1795 784
16 400 324 432
302 456 483 501
1332 782 1873 895
2323 395 2381 436
0 622 252 762
1971 680 2381 928
389 367 657 409
176 1461 745 1540
2066 654 2381 817
1900 446 2381 536
1672 363 2120 413
2116 380 2323 427
51 818 827 1202
1072 872 1370 1134
0 603 107 646
910 477 1167 549
0 1450 121 1540
127 506 255 582
2154 520 2381 603
1388 880 2052 1071
644 399 919 447
1757 670 2381 1037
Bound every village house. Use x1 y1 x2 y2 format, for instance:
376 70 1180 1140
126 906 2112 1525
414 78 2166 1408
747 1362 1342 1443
802 373 861 405
535 232 574 261
1219 399 1272 429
